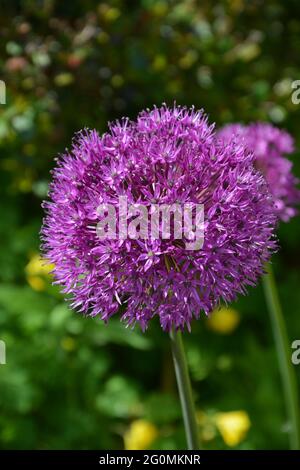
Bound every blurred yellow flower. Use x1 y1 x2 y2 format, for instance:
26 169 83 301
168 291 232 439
124 420 158 450
26 254 54 277
27 276 46 292
25 254 54 291
207 307 240 334
215 411 251 447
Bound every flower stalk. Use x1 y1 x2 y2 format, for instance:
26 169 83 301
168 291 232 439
263 262 300 449
169 328 199 450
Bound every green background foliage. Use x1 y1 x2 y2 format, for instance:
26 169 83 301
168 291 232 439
0 0 300 449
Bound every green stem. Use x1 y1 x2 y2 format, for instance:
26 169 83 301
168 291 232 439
169 328 199 450
263 262 300 449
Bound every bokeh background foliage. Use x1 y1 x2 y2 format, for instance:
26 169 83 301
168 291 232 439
1 0 300 449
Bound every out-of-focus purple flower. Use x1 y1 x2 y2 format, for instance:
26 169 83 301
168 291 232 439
41 105 277 331
218 123 300 222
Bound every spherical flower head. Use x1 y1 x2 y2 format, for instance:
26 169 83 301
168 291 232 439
41 105 277 331
218 123 300 221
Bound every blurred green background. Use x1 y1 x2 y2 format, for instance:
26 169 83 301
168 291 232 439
0 0 300 450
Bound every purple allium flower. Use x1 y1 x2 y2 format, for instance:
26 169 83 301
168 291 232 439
218 123 300 222
41 105 277 331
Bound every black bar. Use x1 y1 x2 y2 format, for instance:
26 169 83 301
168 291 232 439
0 450 299 467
